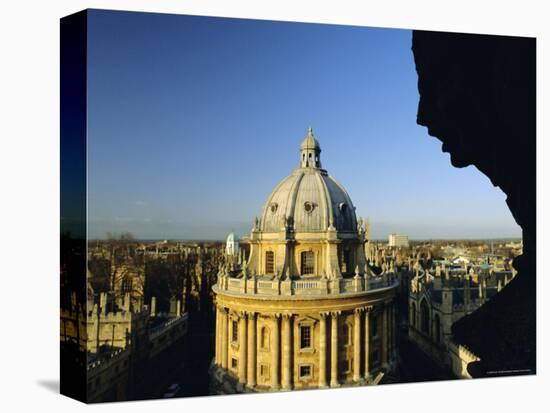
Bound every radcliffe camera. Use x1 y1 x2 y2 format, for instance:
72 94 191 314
59 9 536 403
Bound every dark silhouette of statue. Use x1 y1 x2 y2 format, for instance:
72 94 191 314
412 30 536 376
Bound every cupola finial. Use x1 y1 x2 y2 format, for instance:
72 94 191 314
300 127 321 168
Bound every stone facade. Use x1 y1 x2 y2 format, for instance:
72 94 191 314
408 263 514 376
86 292 133 353
87 348 131 403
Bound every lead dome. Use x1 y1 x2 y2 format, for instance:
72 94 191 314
260 128 357 234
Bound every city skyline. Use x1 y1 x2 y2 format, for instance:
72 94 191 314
87 10 521 240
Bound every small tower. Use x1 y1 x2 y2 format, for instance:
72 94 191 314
225 231 240 256
300 127 322 168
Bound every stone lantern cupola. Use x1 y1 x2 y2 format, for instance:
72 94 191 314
300 127 321 168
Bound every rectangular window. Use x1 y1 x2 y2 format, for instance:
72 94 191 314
232 320 238 342
300 365 312 378
301 251 315 275
231 358 238 370
265 251 274 274
300 326 311 349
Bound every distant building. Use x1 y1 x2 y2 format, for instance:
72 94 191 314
86 291 132 353
388 233 409 248
451 256 471 265
87 347 131 402
408 264 514 378
225 232 240 256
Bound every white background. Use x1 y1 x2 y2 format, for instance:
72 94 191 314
0 0 547 411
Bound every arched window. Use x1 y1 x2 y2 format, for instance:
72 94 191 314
301 251 314 275
411 303 417 327
420 299 430 335
343 323 352 345
122 277 132 294
260 327 270 349
265 251 274 274
343 249 351 273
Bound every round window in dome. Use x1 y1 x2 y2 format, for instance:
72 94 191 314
270 203 278 213
304 202 314 213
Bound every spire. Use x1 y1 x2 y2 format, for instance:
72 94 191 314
300 127 321 168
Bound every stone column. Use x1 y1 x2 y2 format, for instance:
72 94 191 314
353 308 362 381
381 304 388 367
394 305 397 357
318 313 328 387
271 314 280 390
221 308 228 369
330 311 339 387
364 307 371 379
387 305 392 363
215 306 220 365
247 312 257 387
238 313 247 384
390 305 396 362
281 314 292 390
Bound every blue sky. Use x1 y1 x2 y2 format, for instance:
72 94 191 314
87 10 521 240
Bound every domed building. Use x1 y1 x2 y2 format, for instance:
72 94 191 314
211 128 398 393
